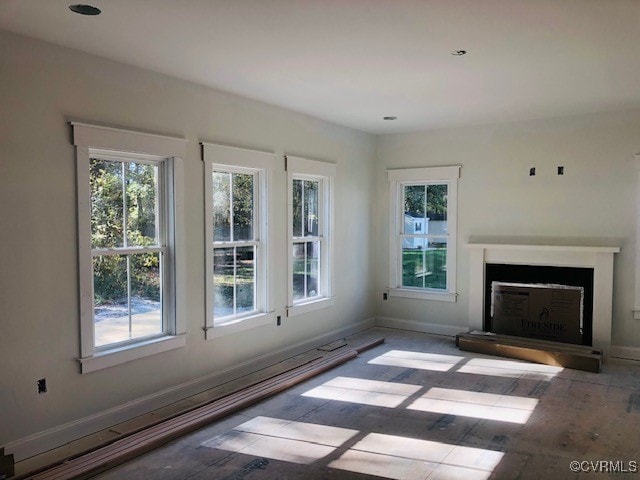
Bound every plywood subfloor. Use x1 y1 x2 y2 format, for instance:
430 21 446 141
14 330 383 479
90 327 640 480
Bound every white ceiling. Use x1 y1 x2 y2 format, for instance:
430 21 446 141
1 0 640 134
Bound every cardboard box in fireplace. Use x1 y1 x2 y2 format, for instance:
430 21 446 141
490 282 583 344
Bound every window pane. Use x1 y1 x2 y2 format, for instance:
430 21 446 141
427 184 448 233
126 162 158 246
306 241 320 298
292 242 305 301
403 185 426 235
213 171 231 242
292 179 303 237
402 237 425 288
130 252 162 336
424 240 447 290
90 158 124 248
304 180 319 236
402 239 448 290
232 173 254 241
213 247 234 318
93 254 128 346
236 246 255 313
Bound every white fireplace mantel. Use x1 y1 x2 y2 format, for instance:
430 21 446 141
467 241 620 357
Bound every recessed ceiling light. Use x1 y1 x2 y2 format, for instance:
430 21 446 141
383 116 397 121
69 4 102 15
451 50 467 56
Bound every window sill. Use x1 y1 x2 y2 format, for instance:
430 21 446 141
79 334 186 374
388 288 457 302
287 297 334 317
205 312 274 340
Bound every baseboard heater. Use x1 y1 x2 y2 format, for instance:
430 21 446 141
456 331 602 373
23 336 384 480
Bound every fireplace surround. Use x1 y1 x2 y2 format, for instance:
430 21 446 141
468 241 619 357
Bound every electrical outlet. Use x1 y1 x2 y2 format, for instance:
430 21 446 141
557 166 564 175
37 378 47 394
277 315 282 326
383 292 388 300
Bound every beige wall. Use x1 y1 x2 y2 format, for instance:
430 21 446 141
374 110 640 348
3 26 640 455
0 30 376 447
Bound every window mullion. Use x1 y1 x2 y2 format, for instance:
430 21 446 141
126 254 132 337
155 163 161 246
253 172 259 241
423 184 427 233
122 162 128 248
229 172 234 242
213 240 259 248
303 241 308 299
92 246 163 256
318 179 324 237
233 246 237 315
301 180 305 238
293 236 320 242
317 239 322 296
422 242 427 289
253 245 257 310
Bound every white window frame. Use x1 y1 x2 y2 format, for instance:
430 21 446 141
633 154 640 319
286 155 335 317
203 143 276 339
388 166 460 302
73 122 187 373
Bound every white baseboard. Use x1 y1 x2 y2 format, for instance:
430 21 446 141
4 318 376 462
611 345 640 361
375 316 466 337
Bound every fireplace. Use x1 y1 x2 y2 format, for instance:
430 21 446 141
467 241 619 357
484 264 593 346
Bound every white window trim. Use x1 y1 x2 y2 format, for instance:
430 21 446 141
388 165 460 302
72 122 187 373
202 143 276 339
633 154 640 319
286 155 336 317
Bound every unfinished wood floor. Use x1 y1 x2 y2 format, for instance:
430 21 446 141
93 328 640 480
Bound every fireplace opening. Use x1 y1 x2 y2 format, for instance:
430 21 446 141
484 264 594 346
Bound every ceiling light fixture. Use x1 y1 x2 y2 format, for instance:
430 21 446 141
451 50 467 56
69 4 102 15
383 116 397 121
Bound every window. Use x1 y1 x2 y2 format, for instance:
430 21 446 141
292 178 320 301
203 143 276 338
73 123 187 373
388 166 460 302
90 156 163 346
287 156 335 316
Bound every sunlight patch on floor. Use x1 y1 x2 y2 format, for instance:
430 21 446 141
407 387 538 424
202 416 359 464
456 357 563 381
301 376 422 408
329 432 504 480
368 350 465 372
